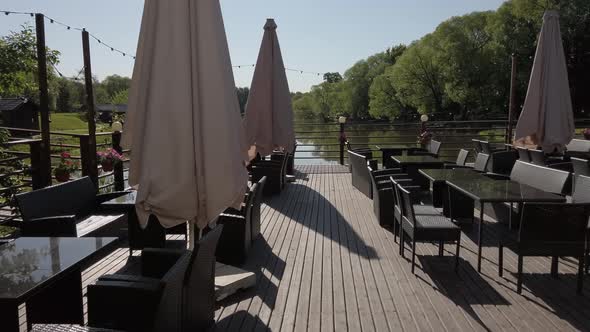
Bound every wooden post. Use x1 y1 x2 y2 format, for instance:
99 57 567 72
339 123 345 165
507 54 518 144
82 29 98 187
112 132 125 191
29 140 43 190
35 14 52 187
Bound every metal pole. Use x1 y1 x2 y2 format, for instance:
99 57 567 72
82 29 98 187
507 54 517 144
34 13 52 187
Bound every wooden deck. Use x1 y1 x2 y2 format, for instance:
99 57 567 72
42 165 590 331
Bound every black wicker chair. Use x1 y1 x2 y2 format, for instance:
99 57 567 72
447 152 489 172
16 177 129 237
250 176 267 241
409 140 442 158
367 165 409 227
397 183 461 273
516 147 531 162
215 183 258 266
390 177 440 243
88 225 223 332
498 203 590 294
251 153 287 196
443 149 469 168
572 157 590 193
349 150 374 198
472 139 483 154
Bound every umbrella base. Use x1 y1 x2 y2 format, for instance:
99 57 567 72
215 262 256 301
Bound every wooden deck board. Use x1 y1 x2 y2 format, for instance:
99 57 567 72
36 165 590 332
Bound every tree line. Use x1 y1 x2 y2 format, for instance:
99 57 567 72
0 24 251 115
292 0 590 122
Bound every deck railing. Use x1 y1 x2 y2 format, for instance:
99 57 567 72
0 127 130 225
294 119 590 164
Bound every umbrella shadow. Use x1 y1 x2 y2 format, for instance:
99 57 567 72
265 183 378 260
417 256 510 332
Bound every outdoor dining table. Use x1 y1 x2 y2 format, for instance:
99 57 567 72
445 179 566 272
101 191 166 254
391 155 445 188
376 144 423 168
419 168 490 218
0 237 118 332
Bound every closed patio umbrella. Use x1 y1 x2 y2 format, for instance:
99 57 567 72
514 10 575 153
243 19 295 159
122 0 249 230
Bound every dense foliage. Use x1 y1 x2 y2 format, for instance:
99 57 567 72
293 0 590 122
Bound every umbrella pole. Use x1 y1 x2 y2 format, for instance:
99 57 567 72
187 223 203 250
507 54 517 144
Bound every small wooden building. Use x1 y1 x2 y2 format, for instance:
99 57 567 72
0 97 39 131
97 104 127 124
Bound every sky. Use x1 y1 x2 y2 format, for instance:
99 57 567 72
0 0 505 92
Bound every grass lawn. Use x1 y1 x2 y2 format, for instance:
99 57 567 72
50 113 111 133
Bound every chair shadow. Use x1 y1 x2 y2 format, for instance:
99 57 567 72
210 310 269 331
509 271 590 331
417 256 510 332
264 183 378 260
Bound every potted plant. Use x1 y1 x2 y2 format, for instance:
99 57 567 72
418 130 433 145
583 128 590 140
97 148 124 172
54 152 78 182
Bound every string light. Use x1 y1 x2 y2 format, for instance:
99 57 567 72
0 10 35 16
2 9 331 76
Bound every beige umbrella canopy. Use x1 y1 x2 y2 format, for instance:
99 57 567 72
514 10 575 153
122 0 249 229
243 19 295 159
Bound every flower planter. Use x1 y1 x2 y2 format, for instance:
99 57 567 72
55 172 70 183
101 160 114 172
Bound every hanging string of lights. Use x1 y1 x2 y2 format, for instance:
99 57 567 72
2 10 330 77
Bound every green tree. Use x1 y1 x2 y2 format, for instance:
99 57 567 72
56 78 72 112
323 72 342 83
110 89 129 105
236 87 249 114
390 36 447 116
0 24 60 99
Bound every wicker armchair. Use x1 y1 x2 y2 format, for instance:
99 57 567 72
443 149 469 168
250 176 267 241
446 152 489 172
367 165 409 227
408 140 442 158
216 182 260 266
87 225 223 332
397 183 461 273
498 203 590 294
251 153 287 196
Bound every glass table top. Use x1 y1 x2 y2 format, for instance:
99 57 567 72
446 178 566 203
376 144 421 150
392 155 444 165
102 191 137 206
0 237 117 300
419 168 492 182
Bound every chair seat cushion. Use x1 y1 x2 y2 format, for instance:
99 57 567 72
415 214 460 230
414 205 440 216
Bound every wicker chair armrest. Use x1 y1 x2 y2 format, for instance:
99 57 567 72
141 248 186 278
21 215 78 236
372 168 403 177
